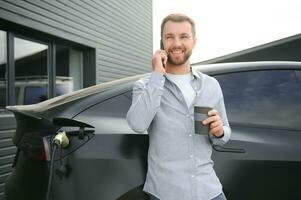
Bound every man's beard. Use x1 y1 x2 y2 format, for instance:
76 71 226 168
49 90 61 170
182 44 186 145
167 49 192 66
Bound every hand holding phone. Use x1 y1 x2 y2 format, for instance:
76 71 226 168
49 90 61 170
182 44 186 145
152 49 167 74
160 40 166 68
151 40 167 74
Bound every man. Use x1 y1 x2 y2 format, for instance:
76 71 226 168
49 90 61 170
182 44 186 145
126 13 231 200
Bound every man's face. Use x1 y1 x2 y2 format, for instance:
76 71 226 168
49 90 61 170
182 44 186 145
162 21 196 66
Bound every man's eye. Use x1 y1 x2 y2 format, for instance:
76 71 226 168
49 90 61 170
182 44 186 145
181 35 189 39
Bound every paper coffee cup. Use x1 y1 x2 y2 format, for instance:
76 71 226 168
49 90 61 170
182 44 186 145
194 106 212 135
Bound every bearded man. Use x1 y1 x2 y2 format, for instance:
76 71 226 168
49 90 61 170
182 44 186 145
127 13 231 200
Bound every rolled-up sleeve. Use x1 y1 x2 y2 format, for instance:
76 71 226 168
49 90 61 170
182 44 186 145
126 72 165 133
209 87 231 146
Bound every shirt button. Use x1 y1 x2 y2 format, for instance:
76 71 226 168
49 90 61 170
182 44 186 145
190 154 193 158
191 175 195 178
189 134 192 137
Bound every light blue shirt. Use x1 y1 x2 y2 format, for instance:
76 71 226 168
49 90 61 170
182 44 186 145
165 72 196 108
126 69 231 200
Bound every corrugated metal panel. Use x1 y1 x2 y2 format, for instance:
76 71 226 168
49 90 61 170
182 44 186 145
0 114 16 199
81 0 153 83
0 0 153 83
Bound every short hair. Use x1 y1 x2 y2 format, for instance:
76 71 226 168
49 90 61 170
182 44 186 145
161 13 196 38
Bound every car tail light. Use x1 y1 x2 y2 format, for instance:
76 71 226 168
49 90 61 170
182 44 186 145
41 136 51 161
17 135 52 161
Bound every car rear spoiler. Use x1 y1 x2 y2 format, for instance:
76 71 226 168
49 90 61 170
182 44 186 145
6 106 94 147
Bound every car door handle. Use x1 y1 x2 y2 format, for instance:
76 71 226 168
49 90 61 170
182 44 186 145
213 145 246 153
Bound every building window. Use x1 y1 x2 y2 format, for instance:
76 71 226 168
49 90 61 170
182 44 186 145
0 30 6 109
1 32 86 109
14 37 48 105
56 45 82 95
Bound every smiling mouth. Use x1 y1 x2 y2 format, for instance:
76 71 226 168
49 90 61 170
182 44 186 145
170 49 184 55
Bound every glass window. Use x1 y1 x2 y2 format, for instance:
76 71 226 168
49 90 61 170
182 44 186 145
1 31 86 107
55 83 73 96
14 37 48 105
24 86 47 105
215 70 301 130
56 46 82 96
0 31 6 109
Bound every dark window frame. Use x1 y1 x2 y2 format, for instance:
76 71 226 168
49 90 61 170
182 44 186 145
12 33 53 104
1 20 96 109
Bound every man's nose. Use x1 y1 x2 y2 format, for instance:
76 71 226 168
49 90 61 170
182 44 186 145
172 37 181 47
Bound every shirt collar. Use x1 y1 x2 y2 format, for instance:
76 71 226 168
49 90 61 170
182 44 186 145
191 67 201 79
163 67 201 80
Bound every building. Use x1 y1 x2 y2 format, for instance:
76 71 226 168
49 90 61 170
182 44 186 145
0 1 152 199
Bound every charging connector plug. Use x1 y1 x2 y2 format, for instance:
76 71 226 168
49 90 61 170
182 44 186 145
53 131 69 148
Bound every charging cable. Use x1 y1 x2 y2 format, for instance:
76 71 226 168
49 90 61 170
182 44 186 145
46 131 69 200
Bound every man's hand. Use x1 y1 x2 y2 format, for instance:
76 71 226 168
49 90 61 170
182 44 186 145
152 50 167 74
202 109 224 138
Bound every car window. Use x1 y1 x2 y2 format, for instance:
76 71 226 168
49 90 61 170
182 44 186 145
215 70 301 130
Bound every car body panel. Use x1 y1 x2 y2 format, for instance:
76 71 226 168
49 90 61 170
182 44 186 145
213 125 301 199
51 134 148 200
5 61 301 200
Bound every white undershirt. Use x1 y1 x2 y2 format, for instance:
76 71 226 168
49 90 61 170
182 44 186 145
165 72 196 108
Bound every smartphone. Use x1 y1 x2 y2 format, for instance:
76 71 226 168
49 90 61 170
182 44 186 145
160 39 165 68
160 39 164 50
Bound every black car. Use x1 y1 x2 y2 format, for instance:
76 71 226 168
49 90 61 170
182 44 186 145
5 61 301 200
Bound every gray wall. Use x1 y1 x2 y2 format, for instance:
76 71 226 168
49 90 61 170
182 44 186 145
0 1 152 199
0 116 15 200
0 0 153 83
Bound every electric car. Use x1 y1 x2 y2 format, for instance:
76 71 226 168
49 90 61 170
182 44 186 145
5 61 301 200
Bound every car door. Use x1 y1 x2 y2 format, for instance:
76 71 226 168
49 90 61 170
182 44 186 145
51 88 149 200
212 69 301 200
